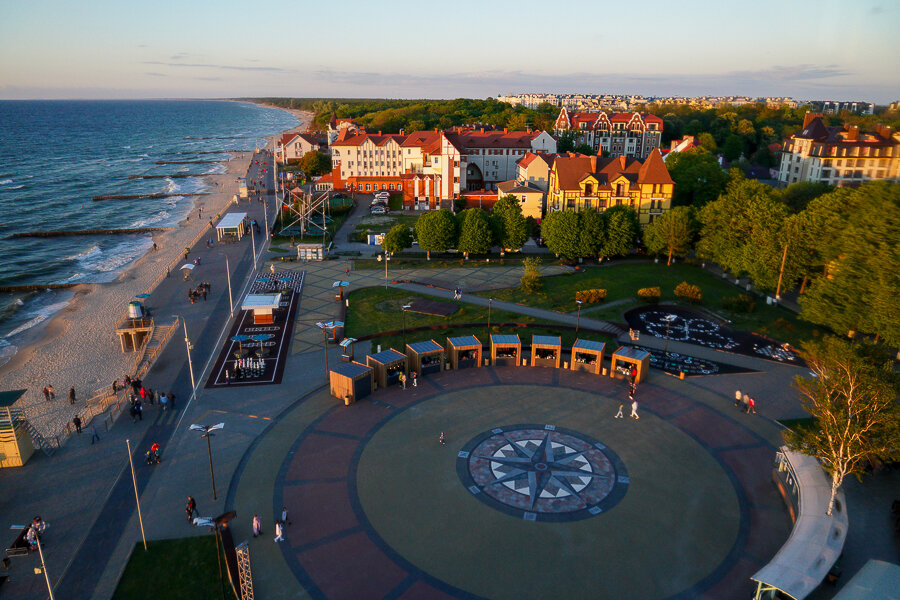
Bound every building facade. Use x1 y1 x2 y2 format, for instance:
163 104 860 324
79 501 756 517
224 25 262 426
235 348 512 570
547 150 674 225
554 109 663 158
276 132 326 164
777 113 900 186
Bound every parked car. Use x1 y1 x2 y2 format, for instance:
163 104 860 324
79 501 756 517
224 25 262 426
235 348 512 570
370 206 388 215
374 191 390 199
371 199 388 207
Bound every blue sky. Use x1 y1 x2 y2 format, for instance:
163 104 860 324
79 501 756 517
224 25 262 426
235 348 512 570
1 0 897 102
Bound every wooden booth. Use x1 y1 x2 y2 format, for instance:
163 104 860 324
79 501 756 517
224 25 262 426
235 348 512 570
570 339 606 374
366 349 408 389
531 335 562 368
447 336 482 370
0 390 34 469
406 340 445 375
329 361 374 404
490 334 521 367
115 304 153 353
215 212 248 242
610 346 651 383
242 293 281 325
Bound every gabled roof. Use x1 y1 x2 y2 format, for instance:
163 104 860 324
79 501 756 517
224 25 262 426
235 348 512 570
517 152 557 169
795 116 830 141
278 132 299 147
446 129 539 149
497 180 544 195
553 150 672 190
295 133 324 146
331 132 407 147
552 155 597 189
637 149 674 185
400 130 442 148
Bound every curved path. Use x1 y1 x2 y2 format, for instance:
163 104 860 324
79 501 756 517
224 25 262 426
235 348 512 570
228 366 791 600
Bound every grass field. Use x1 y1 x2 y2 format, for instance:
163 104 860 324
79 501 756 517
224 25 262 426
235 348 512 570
352 253 533 270
473 262 825 346
344 286 614 354
112 536 236 600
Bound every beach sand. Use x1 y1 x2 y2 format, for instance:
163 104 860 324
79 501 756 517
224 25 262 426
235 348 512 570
0 107 313 439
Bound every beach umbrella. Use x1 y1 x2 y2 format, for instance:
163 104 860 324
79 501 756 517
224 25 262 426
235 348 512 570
135 293 151 299
256 276 270 282
277 276 292 282
332 281 349 288
250 333 274 352
181 264 195 270
231 334 251 350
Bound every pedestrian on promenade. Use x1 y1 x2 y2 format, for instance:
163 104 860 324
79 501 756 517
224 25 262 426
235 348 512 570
169 392 176 410
747 396 756 414
73 415 82 434
135 400 143 421
159 393 168 411
47 385 55 400
42 386 50 401
630 398 640 420
741 393 750 412
186 496 197 522
139 387 147 401
274 521 284 542
252 515 262 537
153 390 160 405
202 288 207 301
399 372 406 389
411 371 417 387
615 401 624 419
146 387 154 406
112 380 119 395
734 389 742 408
439 432 445 445
281 506 291 526
68 387 76 405
345 267 350 276
90 424 100 444
153 242 157 251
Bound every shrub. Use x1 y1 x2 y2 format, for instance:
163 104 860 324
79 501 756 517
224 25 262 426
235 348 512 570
637 287 661 303
674 281 702 303
721 294 756 313
575 289 608 304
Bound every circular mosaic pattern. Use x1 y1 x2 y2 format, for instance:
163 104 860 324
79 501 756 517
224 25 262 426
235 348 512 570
457 424 628 522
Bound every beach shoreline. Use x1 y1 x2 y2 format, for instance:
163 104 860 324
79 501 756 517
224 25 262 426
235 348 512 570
1 103 312 438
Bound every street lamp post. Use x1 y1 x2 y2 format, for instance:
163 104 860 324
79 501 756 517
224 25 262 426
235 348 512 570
190 423 225 500
9 524 54 600
575 300 583 333
125 439 147 551
383 252 390 288
488 298 493 332
401 304 412 347
224 255 234 315
183 318 196 392
316 322 339 377
250 222 257 271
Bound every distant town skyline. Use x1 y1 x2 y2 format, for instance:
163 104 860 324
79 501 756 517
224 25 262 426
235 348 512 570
1 0 898 104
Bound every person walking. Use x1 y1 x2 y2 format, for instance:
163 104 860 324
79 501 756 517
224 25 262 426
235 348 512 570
281 506 291 526
252 515 262 537
72 415 82 434
159 392 168 411
747 396 756 414
273 520 284 542
439 432 445 445
399 372 406 390
68 386 76 405
734 389 743 408
90 423 100 444
411 371 417 388
630 398 640 420
614 401 624 419
47 385 55 400
42 386 50 401
186 496 197 522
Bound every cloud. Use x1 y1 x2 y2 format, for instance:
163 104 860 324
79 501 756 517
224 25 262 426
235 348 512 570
723 64 851 81
145 72 167 77
143 61 287 73
195 76 222 81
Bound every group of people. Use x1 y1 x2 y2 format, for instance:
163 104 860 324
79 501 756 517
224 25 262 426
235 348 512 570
40 384 78 405
734 390 757 414
397 370 417 389
614 367 640 420
187 282 211 304
251 506 290 542
24 515 47 551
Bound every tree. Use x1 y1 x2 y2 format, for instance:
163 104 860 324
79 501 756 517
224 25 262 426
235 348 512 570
381 224 413 255
599 205 640 259
697 132 717 154
540 210 581 260
414 209 457 259
573 143 595 155
298 151 332 177
578 208 605 258
456 208 492 258
722 134 744 161
492 195 529 250
780 181 833 213
506 113 528 131
665 149 728 207
644 206 696 265
520 256 543 293
557 130 578 153
783 338 900 515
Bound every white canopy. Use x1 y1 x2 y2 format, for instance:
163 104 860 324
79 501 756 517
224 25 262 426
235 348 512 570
180 263 195 270
241 293 281 311
216 212 248 241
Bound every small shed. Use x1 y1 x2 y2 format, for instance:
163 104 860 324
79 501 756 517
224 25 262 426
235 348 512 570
216 212 248 242
241 293 281 325
531 335 562 368
329 361 374 404
366 348 408 389
406 340 445 375
571 339 606 374
447 336 482 370
490 334 521 367
297 243 325 261
610 346 651 383
0 390 34 468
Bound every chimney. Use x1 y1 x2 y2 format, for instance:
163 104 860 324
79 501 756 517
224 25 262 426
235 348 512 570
480 128 484 133
844 125 859 141
399 129 405 135
378 131 382 136
590 156 597 171
504 128 508 134
802 112 822 129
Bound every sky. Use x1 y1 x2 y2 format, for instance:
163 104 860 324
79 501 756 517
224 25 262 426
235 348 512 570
1 0 898 103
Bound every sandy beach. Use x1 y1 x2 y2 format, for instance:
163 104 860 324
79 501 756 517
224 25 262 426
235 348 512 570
0 105 313 439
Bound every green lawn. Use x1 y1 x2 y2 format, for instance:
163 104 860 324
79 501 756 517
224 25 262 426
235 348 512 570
345 287 613 354
474 262 826 347
350 214 418 243
112 536 236 600
352 253 532 270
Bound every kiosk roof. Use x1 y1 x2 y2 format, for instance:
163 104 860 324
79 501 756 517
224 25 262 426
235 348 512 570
217 212 247 229
532 335 561 347
369 348 406 364
407 340 442 353
573 339 606 352
330 361 372 378
491 334 520 345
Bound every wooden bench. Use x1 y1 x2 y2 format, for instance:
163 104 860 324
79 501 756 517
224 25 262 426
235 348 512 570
6 528 30 558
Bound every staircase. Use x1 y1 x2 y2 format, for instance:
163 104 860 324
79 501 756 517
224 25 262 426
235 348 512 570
134 318 180 378
25 419 56 457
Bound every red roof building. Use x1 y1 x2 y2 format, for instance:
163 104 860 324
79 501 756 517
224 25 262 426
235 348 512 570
554 108 663 159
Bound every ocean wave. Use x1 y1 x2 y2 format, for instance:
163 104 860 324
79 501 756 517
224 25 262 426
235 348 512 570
4 300 72 338
130 211 169 228
64 243 100 261
5 185 24 190
0 179 12 185
0 341 17 368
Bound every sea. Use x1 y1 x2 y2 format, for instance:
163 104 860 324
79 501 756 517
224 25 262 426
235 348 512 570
0 100 298 367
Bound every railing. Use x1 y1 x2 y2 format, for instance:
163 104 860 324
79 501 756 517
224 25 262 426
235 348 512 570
135 318 180 380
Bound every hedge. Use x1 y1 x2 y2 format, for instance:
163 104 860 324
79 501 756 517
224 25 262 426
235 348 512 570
637 287 661 303
674 281 702 303
575 289 607 304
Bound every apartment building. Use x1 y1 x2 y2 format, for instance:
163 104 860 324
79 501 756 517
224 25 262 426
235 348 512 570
554 109 663 159
275 132 326 164
547 150 674 225
777 113 900 186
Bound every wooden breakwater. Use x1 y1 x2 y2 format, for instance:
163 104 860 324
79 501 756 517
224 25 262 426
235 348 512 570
127 174 206 179
9 228 169 239
0 283 77 293
92 192 211 201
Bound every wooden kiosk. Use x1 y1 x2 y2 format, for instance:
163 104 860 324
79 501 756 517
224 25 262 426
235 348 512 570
329 361 374 403
406 340 445 375
367 349 408 388
531 335 562 368
0 390 34 468
610 346 651 383
242 293 281 325
490 334 521 367
447 336 482 370
570 339 606 374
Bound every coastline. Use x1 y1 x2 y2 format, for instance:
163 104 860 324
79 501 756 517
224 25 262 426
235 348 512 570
0 104 312 438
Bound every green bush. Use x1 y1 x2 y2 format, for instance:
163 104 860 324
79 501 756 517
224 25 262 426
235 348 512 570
637 287 661 303
674 281 702 303
575 289 608 304
721 294 756 313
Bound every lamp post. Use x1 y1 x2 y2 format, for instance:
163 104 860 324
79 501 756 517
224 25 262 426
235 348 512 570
383 252 390 288
316 321 335 377
9 524 54 600
250 222 257 271
224 255 234 315
575 299 583 333
189 423 225 500
401 304 412 347
182 318 196 392
126 439 147 550
487 298 493 332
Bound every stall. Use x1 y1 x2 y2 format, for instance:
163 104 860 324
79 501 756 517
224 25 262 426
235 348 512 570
447 336 482 370
329 361 373 404
406 340 445 375
339 337 357 362
570 339 606 374
297 243 325 261
241 293 282 325
610 346 651 383
366 348 408 389
215 212 248 242
0 390 34 468
490 334 521 367
531 335 562 368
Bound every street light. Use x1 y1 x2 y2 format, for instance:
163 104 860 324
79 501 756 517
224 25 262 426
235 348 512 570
487 298 493 332
190 423 225 500
9 524 54 600
662 313 677 356
182 318 196 393
126 439 147 551
401 304 412 347
316 321 342 377
383 252 391 288
250 222 257 271
224 255 234 315
575 299 583 333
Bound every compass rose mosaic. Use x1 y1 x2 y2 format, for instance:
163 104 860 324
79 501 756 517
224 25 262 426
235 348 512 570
457 424 629 522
